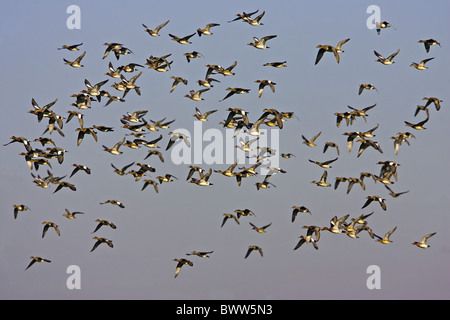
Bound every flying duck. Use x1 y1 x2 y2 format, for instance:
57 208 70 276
142 20 169 37
173 258 193 278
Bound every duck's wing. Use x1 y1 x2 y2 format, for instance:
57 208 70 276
387 49 400 60
90 240 101 252
294 237 306 250
331 46 340 63
25 259 36 270
75 51 86 63
374 50 384 59
336 38 350 50
181 134 191 148
361 197 373 209
311 131 322 143
385 226 397 239
315 48 326 65
42 224 49 238
155 20 170 32
244 247 253 259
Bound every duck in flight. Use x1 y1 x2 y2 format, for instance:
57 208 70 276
410 57 434 70
197 23 220 37
166 132 191 150
418 38 440 53
91 237 114 252
374 49 400 65
42 221 61 238
302 131 321 147
291 206 311 222
249 222 272 233
173 258 193 278
412 232 436 249
221 213 240 227
142 20 169 37
58 43 83 51
362 195 386 211
247 35 277 49
311 170 331 187
245 245 263 259
63 51 86 68
25 256 51 270
169 33 196 44
375 226 397 244
315 38 349 65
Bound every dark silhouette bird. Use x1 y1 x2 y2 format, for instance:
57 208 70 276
173 258 193 278
25 256 51 270
245 245 263 259
91 237 114 252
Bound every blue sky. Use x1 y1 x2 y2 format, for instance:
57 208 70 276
1 0 449 299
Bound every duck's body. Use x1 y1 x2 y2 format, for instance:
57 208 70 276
291 206 311 222
362 195 386 211
142 20 169 37
410 57 434 70
42 221 61 238
308 157 338 169
58 43 83 51
245 245 263 258
311 170 331 187
102 137 126 155
359 83 378 95
315 39 349 65
25 256 51 270
423 97 442 111
214 159 239 177
186 250 213 258
197 23 220 36
321 214 349 234
63 208 84 219
157 174 178 184
374 49 400 65
412 232 436 248
375 226 397 244
141 179 159 193
263 61 287 68
255 80 276 98
91 237 113 252
173 258 193 278
302 131 321 147
92 219 117 233
185 88 210 101
220 87 250 102
83 79 109 97
169 33 196 44
63 51 86 68
294 235 319 250
166 132 190 150
375 21 393 35
221 213 240 227
247 35 277 49
193 107 217 121
249 222 272 233
189 168 213 186
100 199 125 208
13 204 30 219
418 39 440 53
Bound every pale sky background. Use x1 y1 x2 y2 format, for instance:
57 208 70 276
1 0 449 300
